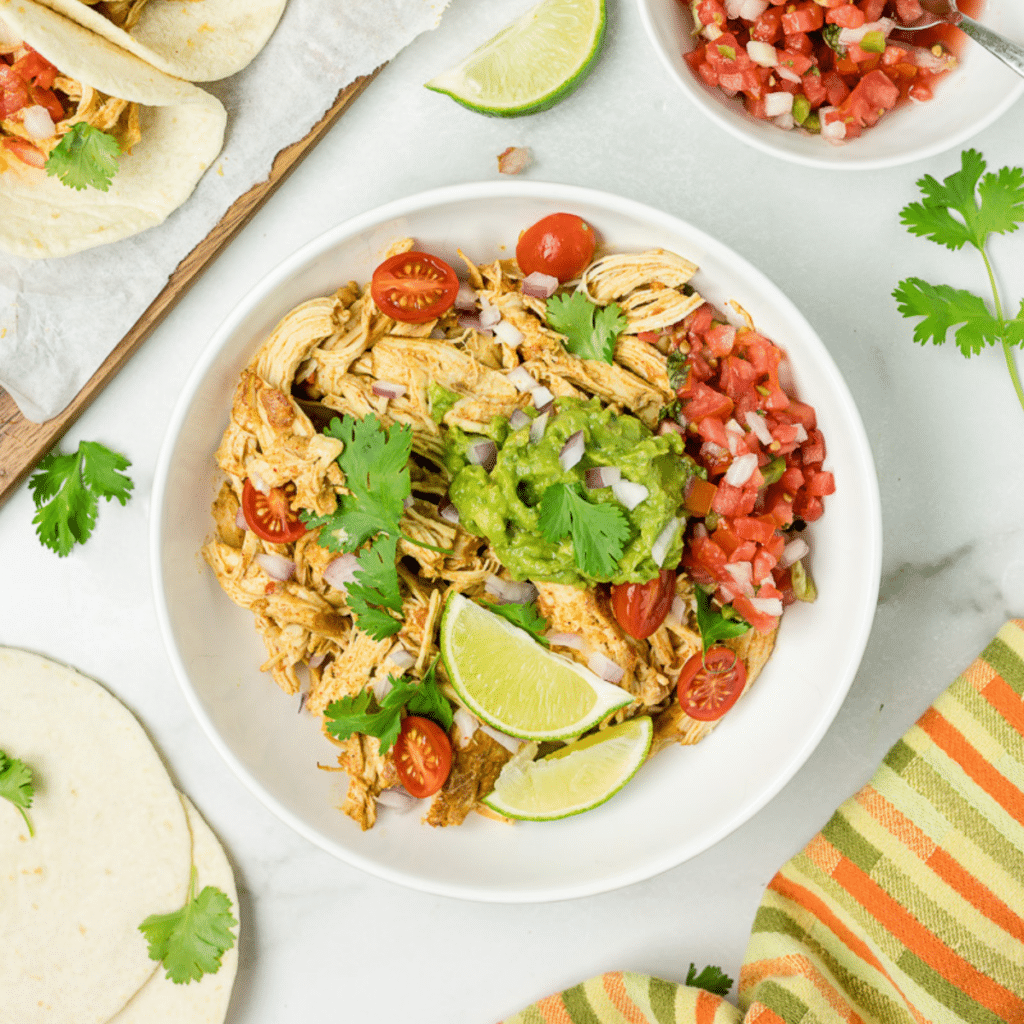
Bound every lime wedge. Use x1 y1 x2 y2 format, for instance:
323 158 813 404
440 592 632 741
425 0 606 118
483 716 653 820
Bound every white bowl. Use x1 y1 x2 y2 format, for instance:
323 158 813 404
635 0 1024 170
152 181 881 902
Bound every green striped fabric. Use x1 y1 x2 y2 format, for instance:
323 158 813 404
501 620 1024 1024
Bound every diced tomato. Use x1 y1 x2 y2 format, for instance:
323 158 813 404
685 304 715 340
30 85 64 122
11 50 59 89
909 81 932 102
712 481 745 516
777 49 814 75
802 70 827 107
637 330 660 343
0 63 30 119
895 0 924 21
683 381 734 421
805 468 836 496
751 7 784 42
762 482 794 527
698 60 721 88
779 466 805 493
697 416 729 448
696 0 729 27
728 540 758 563
780 2 823 35
733 594 779 633
734 517 776 545
827 3 865 27
0 137 46 168
784 400 816 429
705 323 736 357
821 70 850 105
688 534 729 576
794 492 825 522
801 428 826 464
752 548 778 583
859 0 886 19
784 32 814 56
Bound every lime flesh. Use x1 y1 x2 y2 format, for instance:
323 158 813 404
439 592 632 741
482 716 653 821
425 0 606 117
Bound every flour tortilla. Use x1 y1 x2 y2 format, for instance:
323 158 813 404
0 0 225 259
33 0 286 81
108 794 239 1024
0 648 193 1024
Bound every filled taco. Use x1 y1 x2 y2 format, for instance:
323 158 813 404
0 0 225 259
31 0 286 81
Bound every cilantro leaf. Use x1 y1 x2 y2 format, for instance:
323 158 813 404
323 690 384 742
45 122 122 192
28 441 133 557
686 963 733 997
666 349 689 392
892 277 1001 357
545 292 627 364
694 588 749 653
0 751 35 837
387 658 453 732
538 483 631 579
139 868 237 985
821 23 846 56
899 149 1024 252
345 533 403 640
482 600 550 646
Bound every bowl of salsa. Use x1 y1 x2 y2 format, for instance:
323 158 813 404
635 0 1024 168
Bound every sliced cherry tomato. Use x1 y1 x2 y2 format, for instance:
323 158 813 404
677 645 747 721
241 478 307 544
611 569 676 640
393 716 452 798
370 251 458 324
515 213 596 283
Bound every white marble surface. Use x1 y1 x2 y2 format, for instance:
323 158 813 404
2 0 1024 1020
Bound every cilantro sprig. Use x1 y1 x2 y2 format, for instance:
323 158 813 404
546 291 627 364
694 587 749 654
324 659 453 754
29 441 133 557
139 866 237 985
686 963 733 997
303 414 450 639
45 123 122 192
482 599 549 646
893 149 1024 414
538 482 631 579
0 750 35 837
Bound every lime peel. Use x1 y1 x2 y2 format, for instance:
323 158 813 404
425 0 607 118
439 592 632 742
482 716 653 821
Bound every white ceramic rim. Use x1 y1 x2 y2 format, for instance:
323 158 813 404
634 0 1024 171
151 180 882 902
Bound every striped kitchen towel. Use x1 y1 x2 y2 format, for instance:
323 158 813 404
502 620 1024 1024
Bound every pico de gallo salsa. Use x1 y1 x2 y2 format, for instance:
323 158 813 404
682 0 978 142
0 42 66 169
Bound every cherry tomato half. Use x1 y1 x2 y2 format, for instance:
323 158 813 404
515 213 596 283
677 645 747 722
370 251 459 323
393 716 452 798
241 478 307 544
611 569 677 640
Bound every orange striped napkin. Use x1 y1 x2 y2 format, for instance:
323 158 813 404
502 620 1024 1024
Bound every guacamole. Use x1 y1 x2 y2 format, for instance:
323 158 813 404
446 396 697 587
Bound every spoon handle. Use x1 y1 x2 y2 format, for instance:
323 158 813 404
957 15 1024 80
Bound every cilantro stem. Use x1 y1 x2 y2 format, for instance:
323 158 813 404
980 246 1024 414
19 806 34 837
399 532 454 555
1002 341 1024 414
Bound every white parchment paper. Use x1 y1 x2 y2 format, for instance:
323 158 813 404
0 0 449 422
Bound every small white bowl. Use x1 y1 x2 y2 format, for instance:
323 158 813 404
635 0 1024 170
151 181 881 902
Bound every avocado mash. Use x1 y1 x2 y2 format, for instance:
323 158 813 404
446 396 697 587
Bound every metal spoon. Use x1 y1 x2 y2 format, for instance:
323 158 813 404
895 1 1024 79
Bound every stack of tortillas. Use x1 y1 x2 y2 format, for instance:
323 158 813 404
0 647 239 1024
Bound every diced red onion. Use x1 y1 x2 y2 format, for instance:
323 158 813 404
308 652 327 669
376 787 420 811
438 494 460 525
838 17 893 44
658 420 686 438
531 385 554 409
725 452 758 487
588 651 625 685
725 418 746 456
494 319 524 346
388 646 417 670
909 44 956 72
746 40 777 67
765 92 794 116
506 366 539 392
559 430 585 471
22 105 55 140
744 410 773 447
780 537 810 568
585 466 621 489
774 112 796 131
794 423 808 443
403 495 415 510
522 271 558 299
545 631 587 651
256 552 295 581
530 410 549 443
323 553 359 590
774 65 802 85
372 380 406 400
718 582 738 603
485 575 538 605
235 507 247 530
750 596 783 617
480 723 522 753
692 522 709 541
612 479 649 511
668 595 687 625
651 516 680 568
739 0 769 18
455 282 478 310
724 561 755 596
453 707 479 748
467 440 497 473
372 675 394 702
777 355 797 397
509 409 531 430
819 108 846 143
298 691 307 714
725 0 744 17
498 145 531 175
701 441 727 464
479 296 501 328
457 312 493 335
249 470 270 494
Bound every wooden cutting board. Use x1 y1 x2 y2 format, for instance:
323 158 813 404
0 68 381 510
